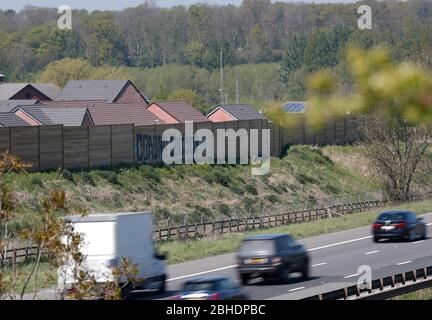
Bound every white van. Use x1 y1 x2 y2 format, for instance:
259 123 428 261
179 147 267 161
58 212 167 297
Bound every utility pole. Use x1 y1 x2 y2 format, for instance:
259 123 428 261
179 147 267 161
220 50 224 105
225 94 228 105
236 78 239 104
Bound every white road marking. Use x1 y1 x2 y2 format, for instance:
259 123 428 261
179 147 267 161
364 250 379 255
312 262 327 267
412 240 424 244
289 286 306 292
166 215 432 283
344 273 360 279
167 265 237 282
396 260 412 266
426 223 432 226
307 236 372 252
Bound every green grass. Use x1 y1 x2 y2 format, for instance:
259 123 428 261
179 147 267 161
157 199 432 264
4 145 378 231
391 288 432 300
1 260 57 297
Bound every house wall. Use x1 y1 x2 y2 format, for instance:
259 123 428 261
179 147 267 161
147 104 178 124
207 109 235 122
14 110 40 126
115 82 148 105
11 87 50 101
82 111 94 126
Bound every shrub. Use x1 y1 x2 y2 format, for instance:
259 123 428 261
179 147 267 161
245 184 258 195
79 171 95 186
265 194 279 204
98 171 121 186
29 176 43 188
60 169 75 183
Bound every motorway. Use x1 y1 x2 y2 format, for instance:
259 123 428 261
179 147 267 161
27 213 432 300
158 212 432 300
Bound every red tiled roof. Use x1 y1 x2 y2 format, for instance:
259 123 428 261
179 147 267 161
150 101 207 123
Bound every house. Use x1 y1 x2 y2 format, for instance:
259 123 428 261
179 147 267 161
206 104 267 122
55 80 149 105
0 112 30 127
0 83 60 101
12 106 93 126
147 101 207 124
282 101 308 113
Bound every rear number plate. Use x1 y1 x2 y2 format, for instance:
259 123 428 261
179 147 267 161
381 226 395 231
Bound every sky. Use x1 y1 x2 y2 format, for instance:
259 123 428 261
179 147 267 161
0 0 355 12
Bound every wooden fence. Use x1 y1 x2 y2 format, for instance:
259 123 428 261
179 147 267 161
153 198 384 242
0 116 356 172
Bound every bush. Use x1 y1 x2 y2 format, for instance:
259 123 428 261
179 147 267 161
245 184 258 195
78 171 95 186
265 194 279 204
294 172 317 184
60 169 75 183
139 166 161 183
29 176 43 188
98 171 121 186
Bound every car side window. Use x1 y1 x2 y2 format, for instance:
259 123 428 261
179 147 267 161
218 279 235 290
286 236 297 248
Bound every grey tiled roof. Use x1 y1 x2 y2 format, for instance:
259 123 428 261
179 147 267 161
56 80 137 103
208 104 266 121
15 106 54 125
0 100 39 113
0 83 60 100
0 113 30 127
31 83 61 100
41 108 89 126
0 83 27 100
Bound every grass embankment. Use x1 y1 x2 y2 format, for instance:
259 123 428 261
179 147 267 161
157 199 432 264
391 289 432 300
5 145 376 229
1 260 57 297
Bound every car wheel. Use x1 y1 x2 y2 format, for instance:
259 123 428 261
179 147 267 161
373 236 380 243
408 229 416 242
240 274 250 286
301 262 310 280
421 227 427 240
278 267 290 283
157 279 166 293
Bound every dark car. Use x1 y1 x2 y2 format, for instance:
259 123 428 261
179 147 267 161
171 276 248 300
372 211 427 242
236 233 309 285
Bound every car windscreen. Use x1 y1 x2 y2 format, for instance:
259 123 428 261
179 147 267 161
182 281 218 291
377 212 407 221
239 239 276 256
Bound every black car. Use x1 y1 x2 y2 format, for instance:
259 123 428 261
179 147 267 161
372 211 427 242
171 276 248 300
236 233 309 285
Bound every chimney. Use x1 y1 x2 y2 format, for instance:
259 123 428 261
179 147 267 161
0 73 5 83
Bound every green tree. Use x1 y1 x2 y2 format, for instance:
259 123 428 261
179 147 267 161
279 34 307 85
38 58 94 87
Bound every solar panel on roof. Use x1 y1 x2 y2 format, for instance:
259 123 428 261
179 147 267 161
283 102 306 113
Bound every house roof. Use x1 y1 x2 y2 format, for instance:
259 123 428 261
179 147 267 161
87 104 161 126
0 83 60 100
0 112 30 127
207 104 266 121
0 100 39 113
41 108 89 126
151 101 207 123
14 106 54 125
56 80 148 103
31 83 61 100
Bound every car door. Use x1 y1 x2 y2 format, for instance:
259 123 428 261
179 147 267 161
283 236 303 270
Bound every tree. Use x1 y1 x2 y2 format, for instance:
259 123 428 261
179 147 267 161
38 58 94 87
279 34 306 85
244 24 271 63
356 110 432 201
304 46 432 200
